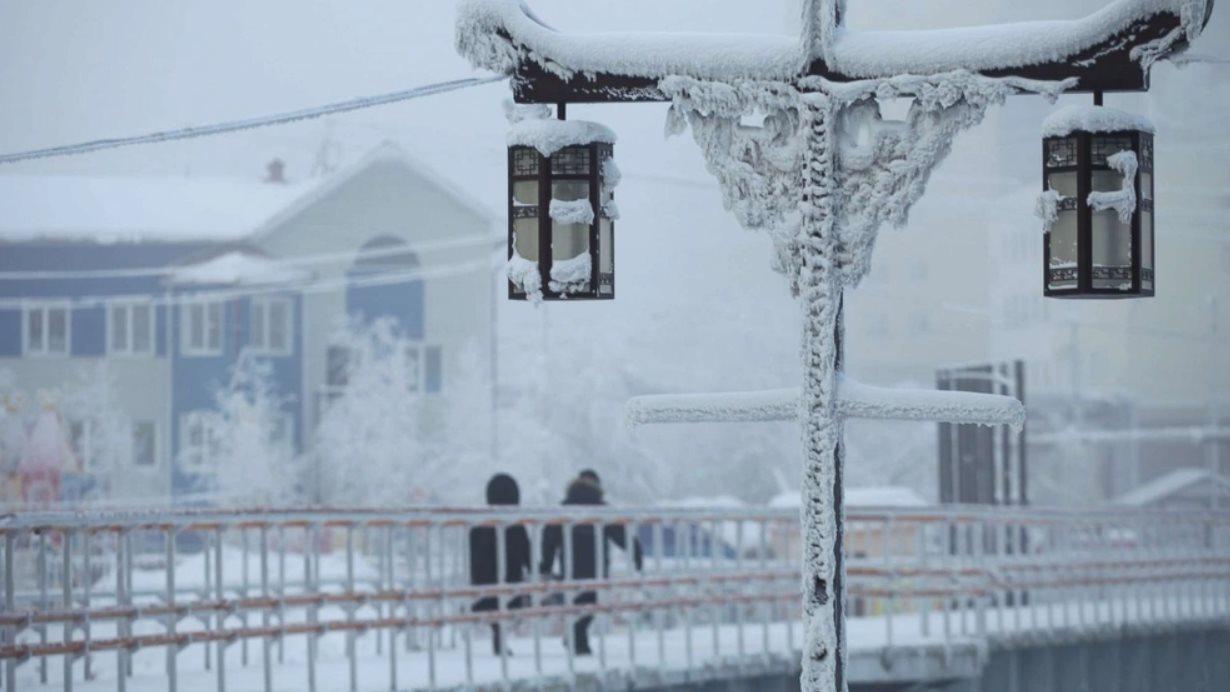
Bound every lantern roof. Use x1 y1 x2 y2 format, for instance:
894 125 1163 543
1041 104 1156 138
457 0 1214 102
507 117 616 155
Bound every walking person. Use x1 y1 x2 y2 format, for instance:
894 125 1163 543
540 470 643 655
468 473 532 655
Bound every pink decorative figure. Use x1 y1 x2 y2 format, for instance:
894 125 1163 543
18 389 72 507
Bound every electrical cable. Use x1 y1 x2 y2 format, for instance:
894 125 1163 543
0 252 503 311
0 74 506 165
0 233 502 280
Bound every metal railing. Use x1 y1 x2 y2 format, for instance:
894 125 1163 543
1 505 1228 691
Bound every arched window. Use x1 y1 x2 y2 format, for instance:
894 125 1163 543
350 235 420 273
345 235 425 339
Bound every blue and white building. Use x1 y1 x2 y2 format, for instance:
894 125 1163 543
0 144 498 503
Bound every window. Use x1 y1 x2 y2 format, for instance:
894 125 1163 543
68 419 154 470
181 300 223 356
109 302 155 355
326 345 353 388
132 421 157 467
269 413 294 453
249 297 293 355
404 345 422 391
179 412 220 472
24 302 70 356
70 420 104 471
425 346 443 393
401 344 443 393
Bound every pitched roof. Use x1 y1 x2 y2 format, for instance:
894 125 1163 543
0 142 494 245
0 174 317 244
1114 468 1230 507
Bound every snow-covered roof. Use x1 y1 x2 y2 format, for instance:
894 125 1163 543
1041 105 1156 137
508 118 615 156
170 251 311 287
827 0 1211 78
248 141 497 242
457 0 803 82
769 486 927 509
0 142 495 246
1114 468 1230 507
458 0 1211 83
0 174 316 244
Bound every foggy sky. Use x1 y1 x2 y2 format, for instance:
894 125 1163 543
1 1 1227 502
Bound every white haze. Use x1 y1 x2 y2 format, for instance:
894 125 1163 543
1 1 1227 507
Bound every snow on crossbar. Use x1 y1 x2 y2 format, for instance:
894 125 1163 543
626 377 1024 429
838 377 1025 429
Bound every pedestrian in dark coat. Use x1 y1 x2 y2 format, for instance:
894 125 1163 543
469 473 531 655
539 470 642 655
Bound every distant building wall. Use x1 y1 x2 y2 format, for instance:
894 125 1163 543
0 149 496 506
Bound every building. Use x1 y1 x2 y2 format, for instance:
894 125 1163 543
984 97 1230 505
1114 468 1230 511
0 144 497 504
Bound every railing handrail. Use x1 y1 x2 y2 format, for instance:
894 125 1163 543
3 502 1228 691
3 503 1229 533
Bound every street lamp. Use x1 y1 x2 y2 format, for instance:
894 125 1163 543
459 0 1213 688
1041 99 1155 298
507 113 618 302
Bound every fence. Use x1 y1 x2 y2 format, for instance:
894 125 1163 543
1 505 1228 691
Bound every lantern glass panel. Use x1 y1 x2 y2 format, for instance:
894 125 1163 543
551 147 591 175
1090 169 1125 193
1141 172 1153 200
512 148 539 176
1046 138 1077 168
599 218 613 296
1140 137 1154 169
513 180 539 206
1142 211 1154 289
1047 171 1078 197
551 180 591 261
1091 136 1133 166
513 218 538 261
1049 211 1079 290
1091 210 1132 289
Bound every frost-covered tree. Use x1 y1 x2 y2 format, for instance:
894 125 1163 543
496 321 663 504
424 342 498 502
209 352 297 506
312 319 495 505
61 363 132 492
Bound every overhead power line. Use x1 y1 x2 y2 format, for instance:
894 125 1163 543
0 233 502 281
0 74 506 165
0 252 501 311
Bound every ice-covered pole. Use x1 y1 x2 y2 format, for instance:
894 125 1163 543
796 94 846 692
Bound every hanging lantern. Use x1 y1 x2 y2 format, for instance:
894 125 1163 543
506 111 617 302
1039 102 1154 298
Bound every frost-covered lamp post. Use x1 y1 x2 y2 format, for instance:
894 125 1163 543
458 1 1214 690
507 111 618 302
1039 99 1156 297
